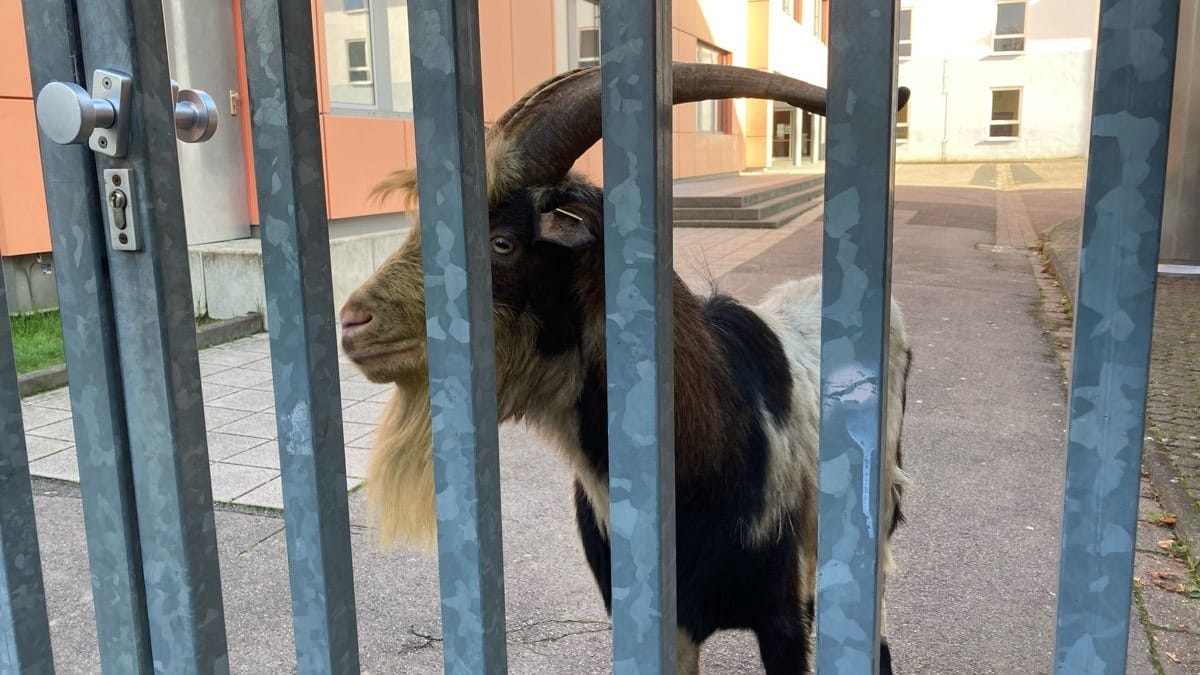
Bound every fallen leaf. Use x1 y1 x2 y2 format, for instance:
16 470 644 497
1151 571 1182 581
1158 539 1177 551
1141 514 1178 526
1164 651 1180 663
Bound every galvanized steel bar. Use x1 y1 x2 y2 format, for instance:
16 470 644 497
1054 1 1180 672
405 1 508 672
816 0 899 671
22 1 154 672
73 0 229 671
239 1 361 672
599 0 678 672
0 274 53 674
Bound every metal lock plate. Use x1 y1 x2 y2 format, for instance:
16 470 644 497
103 169 140 251
89 69 132 157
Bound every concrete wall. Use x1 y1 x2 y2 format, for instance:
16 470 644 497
896 0 1100 162
2 254 58 315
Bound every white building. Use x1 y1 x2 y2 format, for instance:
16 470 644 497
895 0 1101 162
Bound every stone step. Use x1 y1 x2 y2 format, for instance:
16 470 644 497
672 174 824 209
673 181 823 221
673 194 823 229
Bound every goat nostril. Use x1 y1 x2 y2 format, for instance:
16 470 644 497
340 306 374 332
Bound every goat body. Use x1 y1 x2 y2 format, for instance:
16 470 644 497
342 174 911 674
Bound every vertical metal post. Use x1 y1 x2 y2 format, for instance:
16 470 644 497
816 0 898 672
239 1 361 673
406 1 508 673
72 0 230 671
1054 1 1180 672
1160 0 1200 265
22 1 154 671
599 0 677 672
0 274 53 674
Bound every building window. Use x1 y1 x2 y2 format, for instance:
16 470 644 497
696 43 732 134
812 0 823 38
564 0 600 69
993 1 1026 53
347 40 371 84
782 0 800 21
989 88 1021 138
898 9 912 59
896 103 909 142
323 0 414 114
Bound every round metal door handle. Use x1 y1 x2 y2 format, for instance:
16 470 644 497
174 88 219 143
35 81 116 146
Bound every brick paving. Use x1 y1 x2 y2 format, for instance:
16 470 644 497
1033 175 1200 555
1019 159 1200 673
1146 276 1200 513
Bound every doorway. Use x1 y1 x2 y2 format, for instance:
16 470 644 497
772 106 794 165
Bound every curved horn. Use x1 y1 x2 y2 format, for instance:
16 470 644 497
487 63 910 199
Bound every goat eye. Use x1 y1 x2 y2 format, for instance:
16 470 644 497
492 236 515 255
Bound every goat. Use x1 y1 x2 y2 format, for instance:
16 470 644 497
340 63 913 674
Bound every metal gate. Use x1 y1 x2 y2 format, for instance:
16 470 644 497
0 0 1181 673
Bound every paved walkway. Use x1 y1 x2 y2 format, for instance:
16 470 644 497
21 336 393 509
22 160 1200 673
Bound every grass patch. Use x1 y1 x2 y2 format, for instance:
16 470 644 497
10 311 234 376
10 310 65 375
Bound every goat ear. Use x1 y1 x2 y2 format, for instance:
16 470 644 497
535 208 596 249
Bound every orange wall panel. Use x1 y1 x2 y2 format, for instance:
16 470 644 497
480 0 516 123
510 1 556 98
322 115 415 219
0 100 51 255
0 1 32 98
231 0 259 224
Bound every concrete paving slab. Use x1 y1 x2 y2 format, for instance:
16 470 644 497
31 417 75 443
339 380 395 401
201 380 241 402
212 412 278 439
242 357 277 372
341 420 378 445
220 440 282 470
21 403 73 431
208 387 276 413
204 368 275 389
23 435 73 461
28 447 78 482
223 334 273 354
207 462 278 502
231 475 364 510
197 348 267 368
342 400 388 424
24 389 72 410
198 360 231 378
206 431 270 461
204 405 255 432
